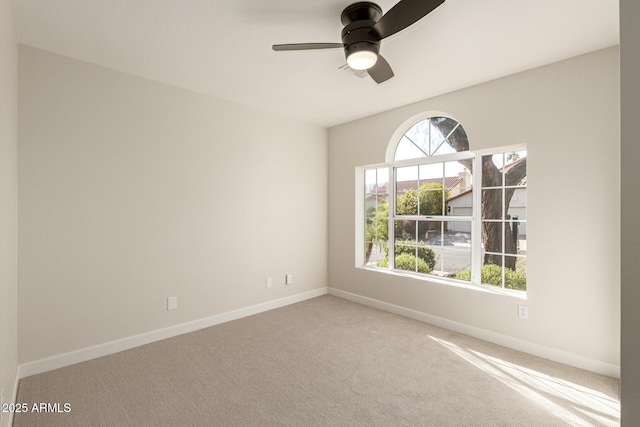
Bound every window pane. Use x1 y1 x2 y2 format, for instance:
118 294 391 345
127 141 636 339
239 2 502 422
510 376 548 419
366 194 389 243
484 153 504 172
366 241 388 268
481 259 505 288
445 161 471 189
394 117 468 161
365 203 376 221
433 139 456 155
449 205 471 217
504 151 527 187
421 220 441 272
378 218 389 243
429 121 444 155
396 165 418 183
504 221 520 257
420 189 445 215
365 240 374 265
505 162 526 188
505 256 526 290
480 257 526 290
431 117 460 156
482 189 503 219
365 168 389 196
429 120 457 156
395 219 417 241
404 120 430 156
419 163 443 181
366 216 389 243
365 194 386 219
504 151 523 165
482 153 527 188
515 222 526 255
394 239 417 273
365 169 377 194
506 188 525 219
482 221 503 254
514 256 527 288
446 162 472 216
397 189 418 216
444 160 467 175
376 168 389 194
364 168 391 270
395 135 428 161
442 221 472 279
394 233 434 274
396 166 419 216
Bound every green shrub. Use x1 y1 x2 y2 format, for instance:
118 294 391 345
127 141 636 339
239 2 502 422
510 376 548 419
503 268 527 290
394 240 436 270
380 253 432 274
379 240 436 274
455 264 526 290
395 183 450 216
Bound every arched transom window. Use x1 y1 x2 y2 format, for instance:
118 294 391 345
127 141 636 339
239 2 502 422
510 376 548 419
394 117 466 160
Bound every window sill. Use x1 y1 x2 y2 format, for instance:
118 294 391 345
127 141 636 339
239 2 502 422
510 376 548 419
357 266 527 300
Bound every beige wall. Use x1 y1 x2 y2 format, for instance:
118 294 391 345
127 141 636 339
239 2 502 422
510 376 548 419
0 0 18 425
621 0 640 424
18 46 328 363
328 47 620 371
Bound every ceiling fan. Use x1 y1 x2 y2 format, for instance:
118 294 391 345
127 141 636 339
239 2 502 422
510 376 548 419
272 0 445 84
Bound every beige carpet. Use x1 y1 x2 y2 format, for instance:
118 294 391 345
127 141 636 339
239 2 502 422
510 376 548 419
14 295 620 426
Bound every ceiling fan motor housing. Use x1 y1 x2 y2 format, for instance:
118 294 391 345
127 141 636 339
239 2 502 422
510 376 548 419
340 2 382 25
340 3 383 65
341 20 380 60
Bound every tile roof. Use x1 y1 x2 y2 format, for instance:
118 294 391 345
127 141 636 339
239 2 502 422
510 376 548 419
367 177 463 194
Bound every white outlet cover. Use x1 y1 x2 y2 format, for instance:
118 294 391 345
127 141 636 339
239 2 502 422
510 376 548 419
518 304 529 319
286 274 293 285
167 296 178 311
266 277 272 289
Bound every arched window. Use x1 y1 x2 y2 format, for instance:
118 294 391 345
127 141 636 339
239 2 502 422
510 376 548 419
361 115 527 292
394 117 468 160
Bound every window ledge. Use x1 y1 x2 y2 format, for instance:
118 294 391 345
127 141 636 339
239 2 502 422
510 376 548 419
357 266 527 300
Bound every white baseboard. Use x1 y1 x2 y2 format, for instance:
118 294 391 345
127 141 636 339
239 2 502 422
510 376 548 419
18 288 328 380
328 287 620 378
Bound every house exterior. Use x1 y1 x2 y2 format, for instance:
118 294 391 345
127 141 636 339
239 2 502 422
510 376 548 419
365 171 472 215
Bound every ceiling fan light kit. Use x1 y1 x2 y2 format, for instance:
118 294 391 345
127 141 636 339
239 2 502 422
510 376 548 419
346 48 378 70
272 0 445 83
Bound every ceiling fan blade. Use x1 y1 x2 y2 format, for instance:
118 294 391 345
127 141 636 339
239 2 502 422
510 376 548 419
272 43 343 51
368 55 394 84
372 0 445 40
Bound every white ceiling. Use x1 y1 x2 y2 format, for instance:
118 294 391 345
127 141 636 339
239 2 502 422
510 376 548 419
12 0 619 127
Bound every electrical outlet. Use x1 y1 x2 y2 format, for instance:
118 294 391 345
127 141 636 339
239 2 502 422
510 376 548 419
265 277 272 289
167 296 178 311
518 304 529 319
285 274 293 285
